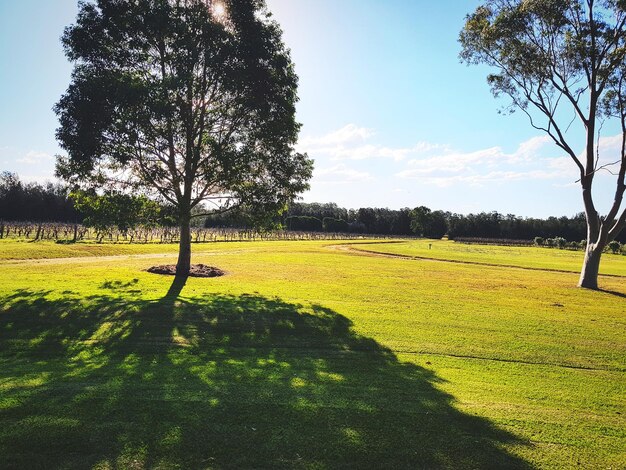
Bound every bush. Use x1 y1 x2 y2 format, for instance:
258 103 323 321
608 240 621 254
533 236 544 246
554 237 567 249
322 217 349 233
285 216 323 232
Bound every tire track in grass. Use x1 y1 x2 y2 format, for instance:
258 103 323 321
327 242 626 279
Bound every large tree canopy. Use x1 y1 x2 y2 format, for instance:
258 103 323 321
55 0 312 275
460 0 626 289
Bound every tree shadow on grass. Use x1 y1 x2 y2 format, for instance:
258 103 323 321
0 280 531 469
598 288 626 299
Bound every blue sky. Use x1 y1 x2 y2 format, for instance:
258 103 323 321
0 0 622 217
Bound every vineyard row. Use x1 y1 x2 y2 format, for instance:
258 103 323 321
0 221 396 243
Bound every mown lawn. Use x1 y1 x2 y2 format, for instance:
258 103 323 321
350 239 626 276
0 239 624 469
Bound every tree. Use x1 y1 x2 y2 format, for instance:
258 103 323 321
0 172 79 223
410 206 448 239
285 215 322 232
608 239 622 253
356 208 378 233
55 0 312 275
460 0 626 289
71 190 161 240
409 206 431 238
322 217 349 233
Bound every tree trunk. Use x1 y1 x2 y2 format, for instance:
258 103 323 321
176 215 192 276
578 243 603 289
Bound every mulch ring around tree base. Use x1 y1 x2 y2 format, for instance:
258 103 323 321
146 264 226 278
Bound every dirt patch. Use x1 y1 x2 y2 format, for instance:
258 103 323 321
146 264 226 278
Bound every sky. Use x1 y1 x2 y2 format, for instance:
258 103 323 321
0 0 623 218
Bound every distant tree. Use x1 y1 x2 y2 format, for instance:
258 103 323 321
71 190 161 239
55 0 312 275
409 206 430 237
356 208 378 233
568 240 580 250
347 221 366 233
410 206 448 239
390 208 413 235
0 172 23 221
428 211 449 239
322 217 349 233
285 215 322 232
461 0 626 289
554 236 567 249
608 240 622 253
0 172 78 223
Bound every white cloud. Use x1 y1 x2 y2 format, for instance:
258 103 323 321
329 142 448 162
16 150 54 165
514 135 552 161
298 123 446 162
594 134 625 170
314 163 374 183
404 147 502 175
598 134 623 151
298 124 374 148
403 136 553 176
566 133 625 173
402 169 565 188
548 156 579 178
396 135 581 187
303 124 624 193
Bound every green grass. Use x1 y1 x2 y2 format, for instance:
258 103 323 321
349 239 626 276
0 239 624 469
0 238 210 260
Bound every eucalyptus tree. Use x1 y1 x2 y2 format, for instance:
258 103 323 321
460 0 626 289
55 0 312 276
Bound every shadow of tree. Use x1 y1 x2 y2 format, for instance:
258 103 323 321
598 288 626 299
0 279 531 469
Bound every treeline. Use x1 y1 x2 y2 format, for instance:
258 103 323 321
0 172 193 228
0 172 79 222
3 172 625 243
284 203 412 234
204 201 622 242
446 211 624 243
446 211 592 241
0 221 389 243
206 203 413 235
280 203 626 244
283 203 624 243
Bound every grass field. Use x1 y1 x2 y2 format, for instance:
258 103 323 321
351 239 626 276
0 239 624 469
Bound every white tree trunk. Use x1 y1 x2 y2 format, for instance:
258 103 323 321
578 243 603 289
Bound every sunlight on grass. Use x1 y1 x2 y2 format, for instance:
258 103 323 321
352 239 626 276
0 239 624 468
